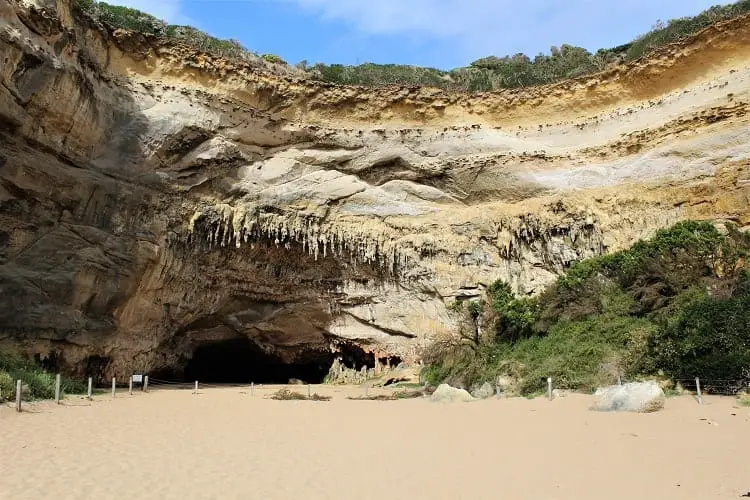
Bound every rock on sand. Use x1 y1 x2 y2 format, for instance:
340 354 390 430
471 382 496 399
431 384 475 403
592 381 666 413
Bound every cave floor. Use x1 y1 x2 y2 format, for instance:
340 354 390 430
1 386 747 500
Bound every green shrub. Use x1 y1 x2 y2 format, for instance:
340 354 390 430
0 371 14 400
506 315 657 394
647 282 750 383
0 353 86 401
73 1 259 62
309 1 750 90
425 221 750 395
74 0 750 91
626 1 750 61
310 62 449 87
261 54 287 65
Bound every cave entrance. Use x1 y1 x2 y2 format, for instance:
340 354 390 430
183 338 333 384
336 341 376 370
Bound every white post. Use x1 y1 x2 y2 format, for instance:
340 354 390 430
87 377 92 400
547 377 553 401
250 382 254 397
129 377 133 396
111 377 116 398
695 377 703 405
143 375 149 392
15 379 22 412
55 374 61 404
617 376 622 386
194 381 198 395
307 384 311 398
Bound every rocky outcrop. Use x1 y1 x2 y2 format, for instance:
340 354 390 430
1 0 749 380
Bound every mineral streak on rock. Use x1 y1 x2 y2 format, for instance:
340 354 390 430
1 0 749 379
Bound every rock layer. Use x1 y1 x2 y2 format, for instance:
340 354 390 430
1 0 749 379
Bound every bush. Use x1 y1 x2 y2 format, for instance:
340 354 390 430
647 281 750 384
425 221 750 395
0 371 14 400
309 1 750 90
310 63 449 87
507 315 657 394
487 278 539 342
0 353 86 401
73 1 260 63
626 1 750 60
74 0 750 91
261 54 287 65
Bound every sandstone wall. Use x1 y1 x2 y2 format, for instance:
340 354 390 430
1 0 748 378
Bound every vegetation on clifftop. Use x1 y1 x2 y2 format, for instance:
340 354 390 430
307 1 750 90
425 221 750 395
71 0 288 68
71 0 750 90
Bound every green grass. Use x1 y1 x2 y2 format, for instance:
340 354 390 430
738 395 750 407
0 353 86 401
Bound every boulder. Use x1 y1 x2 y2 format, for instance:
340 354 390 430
431 384 475 403
592 381 665 413
471 382 496 399
496 375 521 397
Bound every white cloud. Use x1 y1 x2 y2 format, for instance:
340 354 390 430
101 0 190 24
290 0 723 59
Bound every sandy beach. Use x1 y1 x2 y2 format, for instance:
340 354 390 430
1 385 748 500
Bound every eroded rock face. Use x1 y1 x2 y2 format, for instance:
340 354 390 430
1 0 749 379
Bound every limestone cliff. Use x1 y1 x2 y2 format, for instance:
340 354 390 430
1 0 748 380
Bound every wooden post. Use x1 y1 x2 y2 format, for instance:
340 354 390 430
87 377 92 400
111 377 116 398
129 377 133 396
695 377 703 405
15 379 22 412
55 374 61 404
144 376 149 392
547 377 553 401
194 381 198 395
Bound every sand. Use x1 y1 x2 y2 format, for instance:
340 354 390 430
1 385 748 500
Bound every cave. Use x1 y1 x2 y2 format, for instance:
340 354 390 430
183 338 334 384
378 355 403 368
335 341 376 370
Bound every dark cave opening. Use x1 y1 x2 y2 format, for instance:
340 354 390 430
183 338 334 384
335 341 375 370
378 355 403 368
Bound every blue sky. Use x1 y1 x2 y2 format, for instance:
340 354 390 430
108 0 731 70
